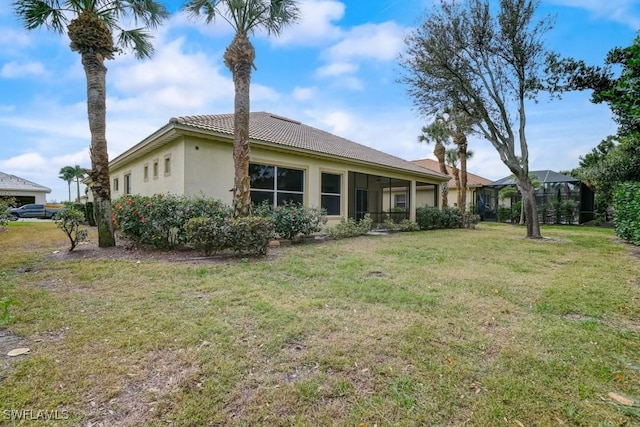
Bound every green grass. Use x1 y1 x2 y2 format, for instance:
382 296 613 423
1 221 639 426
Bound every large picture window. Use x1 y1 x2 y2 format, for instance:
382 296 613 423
321 173 341 215
250 163 304 207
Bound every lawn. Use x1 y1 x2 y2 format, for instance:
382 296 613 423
0 221 639 426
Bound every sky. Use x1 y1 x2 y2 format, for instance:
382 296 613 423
0 0 639 203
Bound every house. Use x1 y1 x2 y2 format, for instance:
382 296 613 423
108 112 449 224
486 170 596 223
410 158 493 211
0 171 51 206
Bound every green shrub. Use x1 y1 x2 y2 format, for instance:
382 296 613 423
328 214 372 239
228 216 275 255
383 217 419 232
613 182 640 245
55 208 88 251
416 206 442 229
0 198 16 228
462 212 480 229
552 201 563 224
511 201 522 223
562 200 577 225
185 216 230 256
497 206 511 223
271 202 327 240
113 194 231 249
441 207 463 228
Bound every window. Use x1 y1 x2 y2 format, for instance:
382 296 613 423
113 178 119 192
321 173 341 215
153 160 159 179
143 164 149 181
249 163 304 207
164 154 171 176
124 173 131 195
395 194 406 208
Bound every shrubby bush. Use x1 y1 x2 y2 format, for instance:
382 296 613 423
227 216 275 255
462 212 480 229
327 214 373 239
416 206 463 230
383 217 419 232
253 201 326 240
613 181 640 245
112 194 231 249
55 208 88 251
0 198 15 228
185 216 230 256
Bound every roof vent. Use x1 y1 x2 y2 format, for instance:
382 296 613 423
269 114 301 125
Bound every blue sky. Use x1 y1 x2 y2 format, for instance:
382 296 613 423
0 0 638 203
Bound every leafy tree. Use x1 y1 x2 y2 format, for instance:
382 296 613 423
184 0 300 218
14 0 169 247
418 116 450 207
59 165 75 202
400 0 557 239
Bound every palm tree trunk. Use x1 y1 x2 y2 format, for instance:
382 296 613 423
81 51 115 247
455 131 468 213
76 177 81 203
434 142 448 207
67 182 72 202
225 33 255 218
451 166 461 208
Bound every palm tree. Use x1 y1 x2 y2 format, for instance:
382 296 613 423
184 0 299 217
59 166 75 202
418 115 450 207
14 1 169 247
71 165 88 203
445 148 474 210
442 107 475 213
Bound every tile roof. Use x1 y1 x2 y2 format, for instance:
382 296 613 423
169 112 448 180
411 158 492 188
0 171 51 193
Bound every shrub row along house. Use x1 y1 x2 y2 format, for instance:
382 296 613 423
108 112 449 225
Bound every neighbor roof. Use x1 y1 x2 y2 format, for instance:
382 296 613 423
0 171 51 193
488 170 579 187
111 112 448 181
411 158 492 188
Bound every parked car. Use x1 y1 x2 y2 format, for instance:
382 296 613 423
7 204 65 220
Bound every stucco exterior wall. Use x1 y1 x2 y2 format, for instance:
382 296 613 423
110 134 446 225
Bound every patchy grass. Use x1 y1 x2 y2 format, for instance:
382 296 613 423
0 222 639 426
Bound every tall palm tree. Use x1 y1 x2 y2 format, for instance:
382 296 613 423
59 165 75 202
14 0 169 247
184 0 299 217
445 148 474 211
71 164 88 203
442 107 475 213
418 115 450 207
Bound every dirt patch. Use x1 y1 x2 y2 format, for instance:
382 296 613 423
48 239 284 265
0 329 30 375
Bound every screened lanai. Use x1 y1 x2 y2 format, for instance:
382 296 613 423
485 170 595 224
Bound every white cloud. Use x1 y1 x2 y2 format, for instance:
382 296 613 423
324 21 408 62
292 86 317 101
315 62 359 78
272 0 345 46
549 0 640 29
0 27 31 50
1 61 47 78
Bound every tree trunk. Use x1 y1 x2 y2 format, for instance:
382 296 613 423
455 131 468 213
81 51 115 247
517 177 542 239
76 177 81 203
451 166 461 208
68 182 72 202
225 33 255 218
434 142 448 207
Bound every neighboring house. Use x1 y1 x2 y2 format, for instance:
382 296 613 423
109 112 449 224
0 171 51 206
487 170 596 223
409 158 493 211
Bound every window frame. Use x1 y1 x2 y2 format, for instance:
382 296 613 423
164 154 171 177
124 173 132 195
394 194 407 208
153 159 159 179
113 177 119 192
320 172 342 216
249 162 305 208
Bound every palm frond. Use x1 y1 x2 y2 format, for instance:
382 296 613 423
13 0 69 32
115 28 155 59
122 0 169 28
183 0 221 24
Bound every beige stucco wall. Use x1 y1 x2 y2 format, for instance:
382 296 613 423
110 134 446 225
